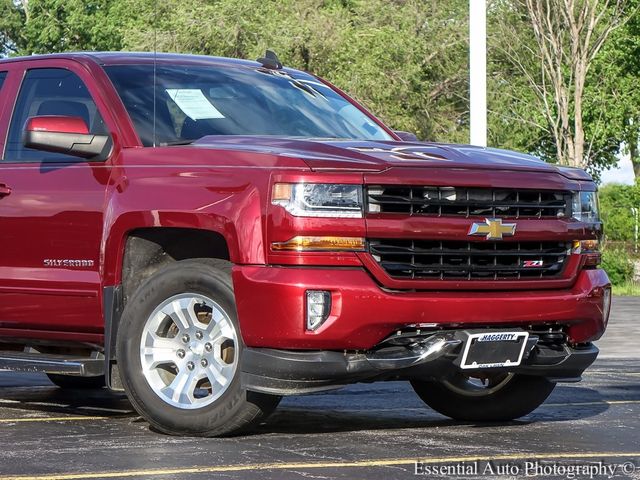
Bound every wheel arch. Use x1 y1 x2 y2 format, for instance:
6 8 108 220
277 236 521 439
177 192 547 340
119 227 231 305
102 210 248 287
103 223 238 390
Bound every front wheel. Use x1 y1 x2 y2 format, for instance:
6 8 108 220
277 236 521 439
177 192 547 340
411 372 555 421
117 258 280 437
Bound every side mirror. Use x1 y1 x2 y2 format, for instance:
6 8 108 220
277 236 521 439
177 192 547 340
393 130 419 142
23 116 111 160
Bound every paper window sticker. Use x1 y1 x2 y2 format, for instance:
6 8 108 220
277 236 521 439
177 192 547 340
166 89 225 120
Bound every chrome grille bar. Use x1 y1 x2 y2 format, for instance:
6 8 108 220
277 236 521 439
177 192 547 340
367 186 571 219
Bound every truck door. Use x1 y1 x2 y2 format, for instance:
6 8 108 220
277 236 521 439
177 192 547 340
0 65 111 334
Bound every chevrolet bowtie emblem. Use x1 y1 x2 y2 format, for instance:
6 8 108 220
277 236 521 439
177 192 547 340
468 218 517 240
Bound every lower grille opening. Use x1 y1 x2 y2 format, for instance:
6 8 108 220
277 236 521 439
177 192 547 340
369 239 571 280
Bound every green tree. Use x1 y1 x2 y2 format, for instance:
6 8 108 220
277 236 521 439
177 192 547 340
602 247 635 284
0 0 123 54
113 0 471 142
2 0 638 174
600 180 640 241
1 0 472 142
488 0 638 178
596 1 640 178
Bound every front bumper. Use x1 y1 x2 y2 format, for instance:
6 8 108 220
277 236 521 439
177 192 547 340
233 265 611 350
241 335 599 395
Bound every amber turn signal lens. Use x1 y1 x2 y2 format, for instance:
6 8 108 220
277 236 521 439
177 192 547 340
272 236 366 252
572 239 600 252
573 239 601 266
581 239 599 251
272 183 293 202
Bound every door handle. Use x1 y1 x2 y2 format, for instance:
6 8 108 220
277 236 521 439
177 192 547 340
0 183 12 197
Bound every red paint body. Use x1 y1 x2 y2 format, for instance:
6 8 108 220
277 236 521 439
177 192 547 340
233 267 610 349
0 53 610 351
26 115 89 134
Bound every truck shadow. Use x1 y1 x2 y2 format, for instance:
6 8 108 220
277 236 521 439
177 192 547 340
0 372 133 419
0 373 636 435
253 384 619 435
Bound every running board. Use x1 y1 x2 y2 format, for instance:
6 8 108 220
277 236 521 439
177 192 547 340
0 350 104 376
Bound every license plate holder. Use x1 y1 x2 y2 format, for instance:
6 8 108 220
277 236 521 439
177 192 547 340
460 331 529 370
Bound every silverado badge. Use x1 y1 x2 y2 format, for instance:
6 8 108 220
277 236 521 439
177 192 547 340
468 218 516 240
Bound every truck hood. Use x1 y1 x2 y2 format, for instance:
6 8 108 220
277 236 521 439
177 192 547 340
191 136 589 179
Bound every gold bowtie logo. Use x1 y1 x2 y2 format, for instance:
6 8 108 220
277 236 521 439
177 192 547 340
468 218 517 240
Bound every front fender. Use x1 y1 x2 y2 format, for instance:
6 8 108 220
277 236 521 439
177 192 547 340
101 159 271 286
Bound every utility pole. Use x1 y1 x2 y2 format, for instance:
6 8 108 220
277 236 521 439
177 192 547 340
469 0 487 147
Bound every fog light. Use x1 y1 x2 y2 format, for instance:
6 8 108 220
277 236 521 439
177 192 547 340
306 290 331 331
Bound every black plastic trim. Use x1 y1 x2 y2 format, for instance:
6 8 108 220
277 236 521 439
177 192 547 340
241 335 599 396
23 130 112 161
0 350 103 376
103 285 124 390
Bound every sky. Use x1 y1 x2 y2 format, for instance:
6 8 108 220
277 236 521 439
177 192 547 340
600 152 637 185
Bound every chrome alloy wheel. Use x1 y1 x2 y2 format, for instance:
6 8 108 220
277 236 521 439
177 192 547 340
139 293 238 409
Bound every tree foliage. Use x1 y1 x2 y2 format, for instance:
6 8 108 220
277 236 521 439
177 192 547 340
488 0 639 177
1 0 472 143
0 0 122 54
602 247 635 284
596 1 640 177
600 180 640 241
125 0 473 142
1 0 639 179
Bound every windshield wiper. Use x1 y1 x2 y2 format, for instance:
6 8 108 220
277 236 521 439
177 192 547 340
160 139 197 146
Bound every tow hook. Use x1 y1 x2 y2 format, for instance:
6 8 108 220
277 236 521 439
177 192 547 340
365 334 462 370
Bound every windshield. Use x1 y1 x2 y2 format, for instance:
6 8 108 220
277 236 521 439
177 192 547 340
104 64 393 146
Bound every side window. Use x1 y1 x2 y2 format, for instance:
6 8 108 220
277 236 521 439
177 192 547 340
4 68 108 163
0 72 6 91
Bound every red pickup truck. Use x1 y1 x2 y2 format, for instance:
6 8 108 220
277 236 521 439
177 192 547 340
0 52 610 436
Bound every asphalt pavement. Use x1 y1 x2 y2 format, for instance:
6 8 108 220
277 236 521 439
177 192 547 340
0 297 638 480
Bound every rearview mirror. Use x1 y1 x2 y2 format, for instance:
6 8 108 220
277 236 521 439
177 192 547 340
393 130 419 142
23 116 111 160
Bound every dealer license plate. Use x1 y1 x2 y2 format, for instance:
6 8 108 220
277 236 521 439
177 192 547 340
460 331 529 370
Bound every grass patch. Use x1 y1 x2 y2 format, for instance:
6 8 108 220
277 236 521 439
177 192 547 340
612 281 640 296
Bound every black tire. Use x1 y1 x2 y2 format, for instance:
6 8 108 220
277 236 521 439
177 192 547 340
117 258 280 437
411 373 555 421
47 373 105 389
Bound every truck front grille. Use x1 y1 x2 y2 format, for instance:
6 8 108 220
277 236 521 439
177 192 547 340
367 186 571 218
369 240 571 280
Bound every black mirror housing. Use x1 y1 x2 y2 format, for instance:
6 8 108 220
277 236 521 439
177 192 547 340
24 130 111 160
22 115 111 161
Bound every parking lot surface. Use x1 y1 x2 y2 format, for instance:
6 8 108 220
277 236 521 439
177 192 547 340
0 297 638 480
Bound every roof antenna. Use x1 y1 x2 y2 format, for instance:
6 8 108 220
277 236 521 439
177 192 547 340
257 50 283 70
152 0 158 147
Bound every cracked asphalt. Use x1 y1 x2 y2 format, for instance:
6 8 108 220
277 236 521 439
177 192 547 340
0 297 639 480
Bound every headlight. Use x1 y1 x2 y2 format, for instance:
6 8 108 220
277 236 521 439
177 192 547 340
572 191 599 222
272 183 363 218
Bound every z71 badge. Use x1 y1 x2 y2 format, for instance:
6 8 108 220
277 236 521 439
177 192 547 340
523 260 544 268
